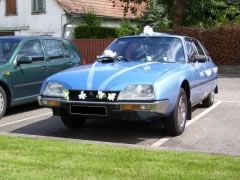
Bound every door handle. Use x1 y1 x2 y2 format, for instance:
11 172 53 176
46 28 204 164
41 66 48 70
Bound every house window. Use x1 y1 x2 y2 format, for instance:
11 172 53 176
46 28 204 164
6 0 17 15
32 0 46 13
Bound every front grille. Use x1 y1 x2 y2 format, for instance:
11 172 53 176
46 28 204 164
69 90 120 102
70 105 107 116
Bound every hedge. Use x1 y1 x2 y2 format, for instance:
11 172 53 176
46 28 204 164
74 25 118 39
174 25 240 65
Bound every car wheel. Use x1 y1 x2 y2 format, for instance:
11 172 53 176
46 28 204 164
0 87 7 119
202 92 214 107
61 116 86 129
164 88 187 136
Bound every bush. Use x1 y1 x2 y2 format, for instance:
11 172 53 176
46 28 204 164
174 24 240 65
74 25 118 39
117 20 136 36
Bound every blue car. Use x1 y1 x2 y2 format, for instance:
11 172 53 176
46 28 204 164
39 28 218 136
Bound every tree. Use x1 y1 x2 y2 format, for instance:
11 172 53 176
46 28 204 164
111 0 240 28
110 0 185 28
138 0 170 31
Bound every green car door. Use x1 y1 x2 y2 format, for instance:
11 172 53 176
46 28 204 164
42 39 74 74
12 39 51 104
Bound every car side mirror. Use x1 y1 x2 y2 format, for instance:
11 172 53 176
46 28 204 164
192 55 207 63
17 56 33 65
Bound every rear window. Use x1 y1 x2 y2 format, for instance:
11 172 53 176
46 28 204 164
0 39 20 63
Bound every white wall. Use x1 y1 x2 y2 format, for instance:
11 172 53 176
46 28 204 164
0 0 66 37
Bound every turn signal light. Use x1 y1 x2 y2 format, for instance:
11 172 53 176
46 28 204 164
42 100 60 107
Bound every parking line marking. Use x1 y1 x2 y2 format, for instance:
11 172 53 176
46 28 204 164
0 112 52 128
150 101 222 147
186 101 222 127
221 101 240 103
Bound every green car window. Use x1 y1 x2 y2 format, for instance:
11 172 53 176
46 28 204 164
43 39 71 60
18 40 44 62
0 39 20 63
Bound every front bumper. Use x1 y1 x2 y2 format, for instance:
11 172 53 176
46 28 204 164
38 96 169 121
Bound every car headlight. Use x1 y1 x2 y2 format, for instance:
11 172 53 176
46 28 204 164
42 82 65 97
118 85 155 101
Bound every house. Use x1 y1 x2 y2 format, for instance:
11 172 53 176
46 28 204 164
0 0 144 39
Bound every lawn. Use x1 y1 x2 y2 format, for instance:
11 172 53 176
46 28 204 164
0 135 239 179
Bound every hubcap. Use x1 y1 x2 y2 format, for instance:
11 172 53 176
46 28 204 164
177 96 186 128
0 92 4 113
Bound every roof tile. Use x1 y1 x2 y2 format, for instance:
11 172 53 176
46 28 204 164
56 0 145 19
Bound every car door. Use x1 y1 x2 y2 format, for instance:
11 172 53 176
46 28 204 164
42 39 74 75
12 39 50 102
198 41 218 93
186 39 207 104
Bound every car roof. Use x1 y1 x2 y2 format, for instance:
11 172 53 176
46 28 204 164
118 31 190 41
0 36 64 41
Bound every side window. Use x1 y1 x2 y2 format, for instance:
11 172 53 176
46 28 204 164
18 40 44 62
43 39 71 60
193 40 205 56
199 41 209 56
186 40 198 61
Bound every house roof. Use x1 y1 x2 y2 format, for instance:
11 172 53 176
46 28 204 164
56 0 145 19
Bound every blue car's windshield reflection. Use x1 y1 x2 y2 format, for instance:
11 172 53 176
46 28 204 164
104 37 185 63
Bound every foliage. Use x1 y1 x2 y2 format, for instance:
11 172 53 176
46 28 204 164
82 12 102 27
183 0 240 28
74 12 118 39
138 0 170 31
111 0 240 28
0 135 240 179
74 25 118 39
117 19 136 36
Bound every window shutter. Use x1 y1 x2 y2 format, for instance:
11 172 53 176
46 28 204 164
6 0 17 15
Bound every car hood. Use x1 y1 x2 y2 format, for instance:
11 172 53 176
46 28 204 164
49 61 180 91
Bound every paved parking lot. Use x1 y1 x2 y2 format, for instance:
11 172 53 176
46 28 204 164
0 75 239 156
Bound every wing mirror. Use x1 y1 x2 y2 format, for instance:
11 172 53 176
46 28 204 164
17 56 33 65
191 55 207 63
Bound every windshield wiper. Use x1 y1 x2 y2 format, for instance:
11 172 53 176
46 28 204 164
97 55 130 63
117 56 130 62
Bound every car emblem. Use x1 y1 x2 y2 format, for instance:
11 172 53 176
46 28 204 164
89 91 94 96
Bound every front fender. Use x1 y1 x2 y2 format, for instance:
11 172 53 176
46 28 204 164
153 64 192 115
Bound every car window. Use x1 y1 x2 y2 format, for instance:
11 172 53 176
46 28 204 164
185 40 198 61
192 40 205 56
104 37 185 63
18 40 44 62
0 39 20 63
198 41 209 56
43 39 71 60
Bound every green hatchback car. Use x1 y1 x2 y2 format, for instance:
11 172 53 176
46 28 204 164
0 36 82 118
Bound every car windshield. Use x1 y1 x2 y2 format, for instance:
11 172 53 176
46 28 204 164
104 37 185 63
0 39 20 63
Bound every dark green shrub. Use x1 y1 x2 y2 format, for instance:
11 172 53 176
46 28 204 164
74 25 118 39
117 20 136 36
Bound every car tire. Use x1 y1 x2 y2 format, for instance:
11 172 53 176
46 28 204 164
164 88 187 136
0 87 7 119
61 116 86 129
202 92 214 107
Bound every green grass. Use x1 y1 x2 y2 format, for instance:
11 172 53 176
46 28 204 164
0 135 239 179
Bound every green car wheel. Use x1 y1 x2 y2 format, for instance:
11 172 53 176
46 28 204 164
0 86 7 119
